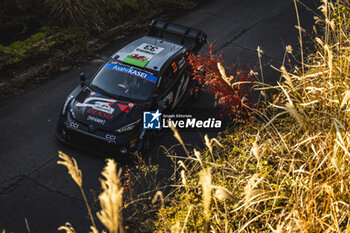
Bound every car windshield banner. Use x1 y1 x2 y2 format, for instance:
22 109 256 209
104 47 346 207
103 63 158 84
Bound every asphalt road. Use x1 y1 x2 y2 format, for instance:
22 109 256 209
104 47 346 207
0 0 317 232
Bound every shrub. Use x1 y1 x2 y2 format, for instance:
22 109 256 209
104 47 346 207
188 45 257 118
45 0 101 29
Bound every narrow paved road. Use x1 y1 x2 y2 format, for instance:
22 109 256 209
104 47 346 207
0 0 317 232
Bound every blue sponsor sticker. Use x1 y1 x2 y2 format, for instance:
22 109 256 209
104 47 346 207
103 63 158 83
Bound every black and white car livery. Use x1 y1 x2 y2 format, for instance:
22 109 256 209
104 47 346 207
56 20 207 157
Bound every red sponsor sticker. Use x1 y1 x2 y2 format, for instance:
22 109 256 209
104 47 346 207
87 108 113 119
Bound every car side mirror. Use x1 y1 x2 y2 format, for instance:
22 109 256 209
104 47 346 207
158 99 166 109
80 73 87 86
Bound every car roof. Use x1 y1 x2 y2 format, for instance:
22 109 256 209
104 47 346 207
112 36 185 74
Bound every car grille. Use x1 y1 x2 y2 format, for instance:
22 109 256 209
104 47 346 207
66 129 127 155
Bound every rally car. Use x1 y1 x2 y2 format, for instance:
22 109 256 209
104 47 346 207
56 19 207 157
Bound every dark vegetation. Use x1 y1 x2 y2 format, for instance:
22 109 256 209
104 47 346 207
0 0 198 99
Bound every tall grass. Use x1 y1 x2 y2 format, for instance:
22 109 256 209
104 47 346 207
97 159 124 233
57 152 124 233
56 151 165 232
155 0 350 232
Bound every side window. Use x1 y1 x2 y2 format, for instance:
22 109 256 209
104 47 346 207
159 61 176 92
158 54 186 94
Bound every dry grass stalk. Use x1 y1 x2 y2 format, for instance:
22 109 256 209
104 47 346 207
24 217 31 233
340 89 350 108
217 62 233 87
204 134 224 159
285 102 305 127
204 134 215 162
57 151 96 229
58 155 125 233
294 0 304 74
152 191 165 209
97 159 124 233
170 222 181 233
181 205 193 232
281 66 296 92
199 167 212 220
257 46 265 86
286 45 293 54
204 134 213 156
58 222 76 233
180 170 187 186
251 141 260 165
213 185 234 201
243 174 264 208
169 119 189 156
89 226 100 233
193 149 204 168
57 151 82 187
177 160 187 171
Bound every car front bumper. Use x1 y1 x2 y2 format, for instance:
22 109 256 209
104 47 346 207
56 115 143 158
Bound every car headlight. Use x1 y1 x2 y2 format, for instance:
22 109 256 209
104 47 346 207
62 95 74 115
115 119 141 133
69 99 76 119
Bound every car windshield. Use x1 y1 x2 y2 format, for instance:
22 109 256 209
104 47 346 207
90 63 157 102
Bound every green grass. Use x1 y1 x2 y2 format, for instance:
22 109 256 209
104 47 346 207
0 26 78 69
0 0 197 88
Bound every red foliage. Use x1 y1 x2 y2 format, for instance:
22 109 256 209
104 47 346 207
187 44 257 119
122 167 134 193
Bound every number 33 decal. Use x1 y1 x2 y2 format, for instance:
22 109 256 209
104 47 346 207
143 44 157 51
171 61 178 73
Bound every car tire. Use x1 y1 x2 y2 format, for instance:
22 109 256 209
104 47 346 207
143 134 151 152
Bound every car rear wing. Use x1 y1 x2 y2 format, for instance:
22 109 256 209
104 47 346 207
147 19 207 53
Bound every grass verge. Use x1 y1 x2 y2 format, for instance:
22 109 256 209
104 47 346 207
0 0 199 101
153 0 350 231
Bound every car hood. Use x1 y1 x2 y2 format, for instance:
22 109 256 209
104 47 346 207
72 87 144 130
